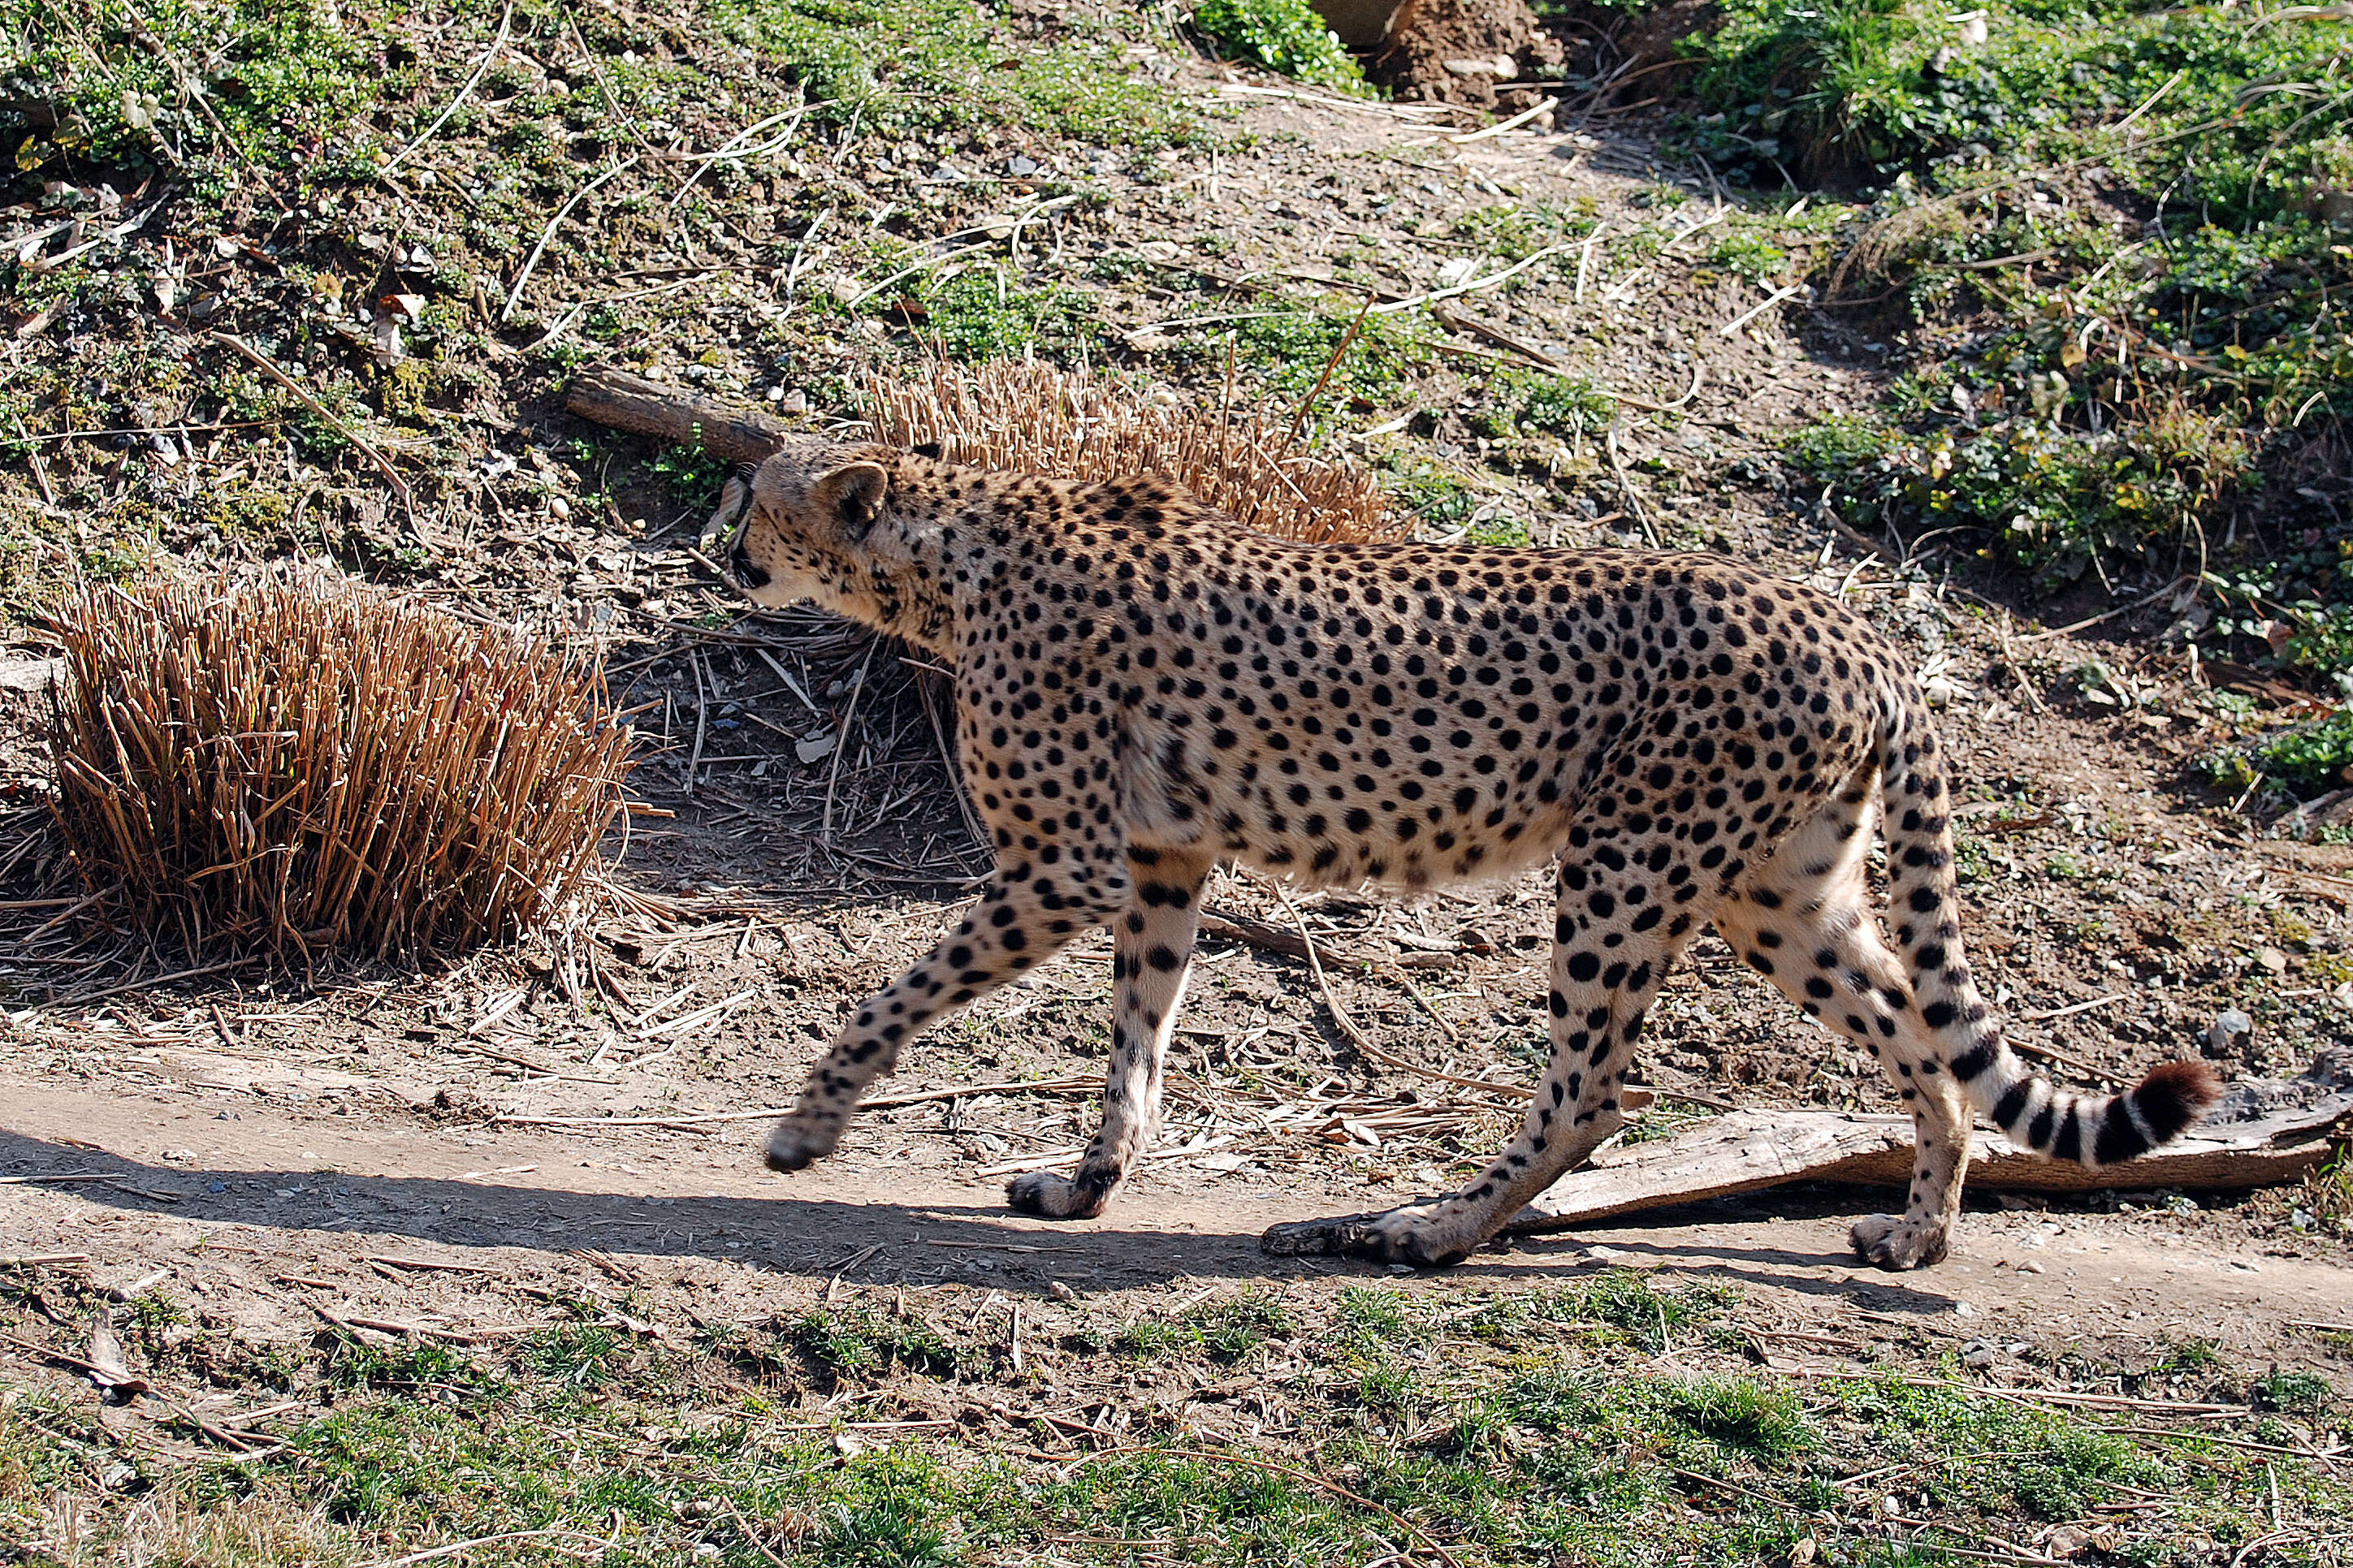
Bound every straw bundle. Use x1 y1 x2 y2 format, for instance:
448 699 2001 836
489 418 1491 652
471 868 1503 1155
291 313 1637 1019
47 572 632 961
860 361 1408 546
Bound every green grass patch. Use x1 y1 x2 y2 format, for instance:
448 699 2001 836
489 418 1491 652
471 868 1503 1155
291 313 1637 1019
707 0 1188 144
1464 368 1618 443
6 1272 2350 1567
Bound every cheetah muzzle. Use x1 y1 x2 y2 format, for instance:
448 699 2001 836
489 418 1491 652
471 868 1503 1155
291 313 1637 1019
717 437 2222 1272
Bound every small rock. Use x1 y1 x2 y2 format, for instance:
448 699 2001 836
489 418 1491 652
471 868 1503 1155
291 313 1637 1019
2206 1009 2254 1059
1953 1299 1976 1317
2256 946 2290 974
1961 1340 1996 1368
2016 1258 2045 1274
1046 1280 1076 1302
1006 154 1039 177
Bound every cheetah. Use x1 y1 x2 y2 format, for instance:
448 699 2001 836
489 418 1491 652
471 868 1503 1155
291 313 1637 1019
716 438 2219 1270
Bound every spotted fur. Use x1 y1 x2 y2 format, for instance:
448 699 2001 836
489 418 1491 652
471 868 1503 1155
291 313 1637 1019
720 439 2221 1270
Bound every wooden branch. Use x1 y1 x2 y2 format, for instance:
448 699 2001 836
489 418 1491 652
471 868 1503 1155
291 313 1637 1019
1505 1094 2353 1234
563 365 798 466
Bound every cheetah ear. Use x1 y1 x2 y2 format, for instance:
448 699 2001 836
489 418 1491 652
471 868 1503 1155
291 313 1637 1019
812 461 888 541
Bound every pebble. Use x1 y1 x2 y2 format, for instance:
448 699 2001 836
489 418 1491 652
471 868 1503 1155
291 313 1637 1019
2016 1259 2045 1274
2206 1008 2253 1058
1046 1280 1076 1302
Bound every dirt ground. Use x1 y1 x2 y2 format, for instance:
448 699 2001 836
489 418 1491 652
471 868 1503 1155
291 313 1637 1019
3 10 2351 1510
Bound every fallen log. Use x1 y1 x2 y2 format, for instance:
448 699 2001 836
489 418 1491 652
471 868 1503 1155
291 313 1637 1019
564 365 794 467
1505 1091 2353 1233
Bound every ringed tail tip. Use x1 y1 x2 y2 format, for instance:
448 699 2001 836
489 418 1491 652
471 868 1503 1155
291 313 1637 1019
2129 1058 2222 1146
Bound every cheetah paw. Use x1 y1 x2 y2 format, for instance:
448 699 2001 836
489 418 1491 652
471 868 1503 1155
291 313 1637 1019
1259 1208 1471 1268
1849 1213 1952 1271
1006 1168 1115 1220
763 1114 840 1173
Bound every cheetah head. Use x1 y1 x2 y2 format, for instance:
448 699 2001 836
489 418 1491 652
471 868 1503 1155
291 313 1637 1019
716 438 902 612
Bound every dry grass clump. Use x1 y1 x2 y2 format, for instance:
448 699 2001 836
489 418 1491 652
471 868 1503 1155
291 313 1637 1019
861 361 1409 546
48 571 631 962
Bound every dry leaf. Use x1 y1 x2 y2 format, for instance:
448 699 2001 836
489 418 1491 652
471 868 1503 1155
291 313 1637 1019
86 1314 148 1397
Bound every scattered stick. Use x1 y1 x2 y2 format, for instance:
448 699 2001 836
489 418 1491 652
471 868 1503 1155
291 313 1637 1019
821 641 877 842
1573 219 1608 303
501 156 640 324
1199 906 1313 961
0 1252 90 1267
353 1528 617 1568
564 365 796 465
1719 282 1809 338
1370 244 1568 317
2017 576 2195 643
716 1496 794 1568
1608 359 1706 415
206 333 415 516
1605 425 1659 546
364 1255 490 1275
0 1328 122 1380
686 646 712 797
1449 96 1558 145
379 0 513 176
1270 880 1369 1048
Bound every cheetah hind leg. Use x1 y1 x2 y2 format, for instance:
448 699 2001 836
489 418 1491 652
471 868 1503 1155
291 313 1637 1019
1711 767 1973 1273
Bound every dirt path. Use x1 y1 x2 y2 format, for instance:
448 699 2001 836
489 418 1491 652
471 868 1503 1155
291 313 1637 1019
6 1072 2345 1380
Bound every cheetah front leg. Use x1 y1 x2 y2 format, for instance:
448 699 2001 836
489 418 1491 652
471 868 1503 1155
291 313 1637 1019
1008 845 1213 1220
1265 847 1695 1266
764 860 1128 1173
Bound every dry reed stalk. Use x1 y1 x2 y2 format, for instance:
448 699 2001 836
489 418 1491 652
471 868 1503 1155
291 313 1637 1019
46 570 632 962
859 361 1408 546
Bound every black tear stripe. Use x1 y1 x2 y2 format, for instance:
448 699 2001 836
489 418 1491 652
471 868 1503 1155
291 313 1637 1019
2092 1101 2151 1166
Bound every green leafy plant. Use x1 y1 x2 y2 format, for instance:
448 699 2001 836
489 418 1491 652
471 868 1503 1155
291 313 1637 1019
1190 0 1365 92
2208 706 2353 799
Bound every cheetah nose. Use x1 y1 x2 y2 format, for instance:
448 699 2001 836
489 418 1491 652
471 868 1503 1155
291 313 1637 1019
729 536 769 591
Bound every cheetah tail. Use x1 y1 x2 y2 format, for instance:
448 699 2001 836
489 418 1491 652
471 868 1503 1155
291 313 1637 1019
1877 700 2221 1168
